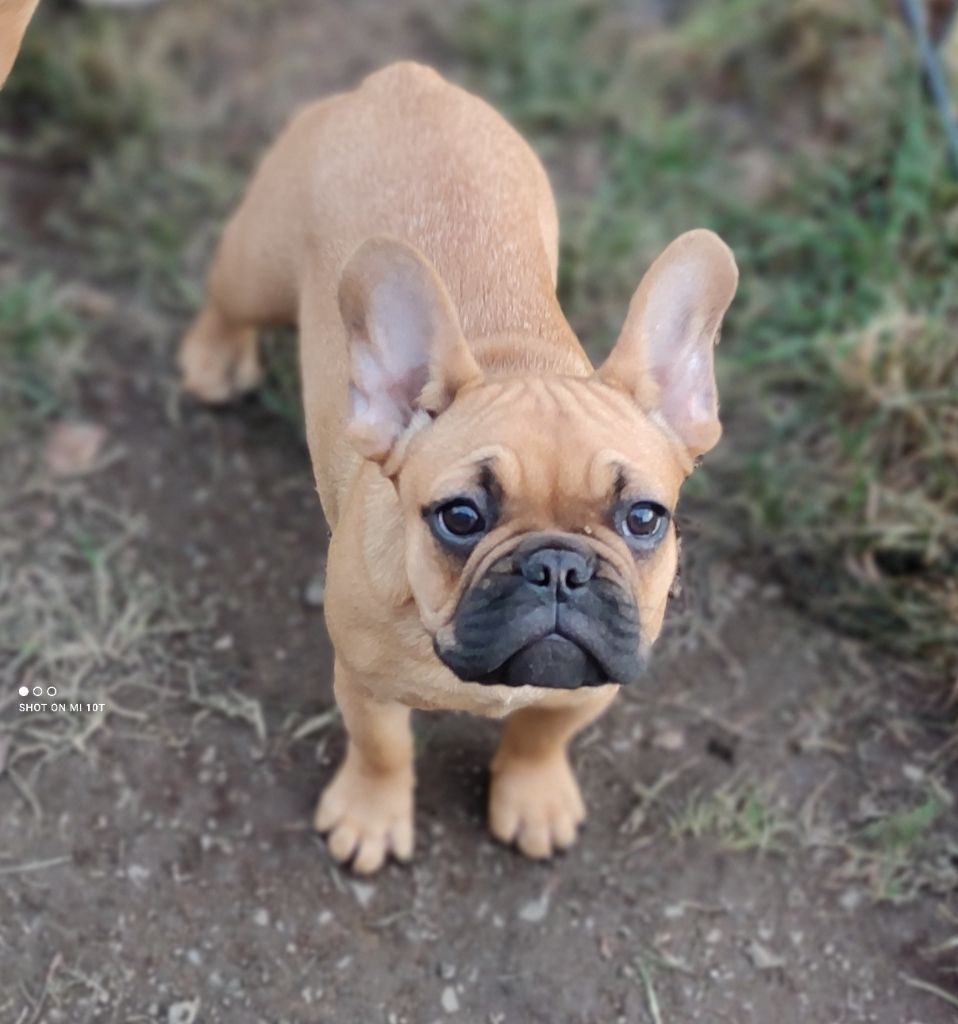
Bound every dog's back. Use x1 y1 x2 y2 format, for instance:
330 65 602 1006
211 62 566 343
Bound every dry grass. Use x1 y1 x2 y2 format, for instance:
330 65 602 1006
0 270 87 430
0 476 182 813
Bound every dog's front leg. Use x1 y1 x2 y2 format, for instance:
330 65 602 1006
314 666 414 874
489 687 618 859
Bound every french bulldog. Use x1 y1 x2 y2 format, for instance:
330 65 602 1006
179 62 737 874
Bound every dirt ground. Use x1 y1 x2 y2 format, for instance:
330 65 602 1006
1 2 957 1023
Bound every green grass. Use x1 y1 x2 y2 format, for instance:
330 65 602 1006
0 7 157 163
669 780 792 853
846 795 952 902
0 3 242 313
0 273 84 428
0 3 300 440
450 0 958 681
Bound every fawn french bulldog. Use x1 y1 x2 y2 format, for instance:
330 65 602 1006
179 62 737 874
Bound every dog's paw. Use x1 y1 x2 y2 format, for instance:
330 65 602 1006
178 310 262 404
488 751 586 859
314 761 414 874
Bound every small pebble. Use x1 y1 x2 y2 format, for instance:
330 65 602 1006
519 892 550 924
653 728 685 752
441 986 459 1013
167 999 200 1024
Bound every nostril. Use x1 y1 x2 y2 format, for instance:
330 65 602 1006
530 565 551 586
522 560 551 587
564 566 586 589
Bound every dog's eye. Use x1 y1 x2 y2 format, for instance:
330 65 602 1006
435 500 486 540
618 501 669 545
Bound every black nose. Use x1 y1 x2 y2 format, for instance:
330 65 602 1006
519 546 595 595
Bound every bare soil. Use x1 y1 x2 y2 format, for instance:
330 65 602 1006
1 3 956 1023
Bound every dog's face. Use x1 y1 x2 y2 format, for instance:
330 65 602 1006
339 232 737 688
397 377 684 686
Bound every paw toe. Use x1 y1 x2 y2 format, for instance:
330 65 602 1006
390 818 415 862
551 811 578 850
352 834 387 875
517 819 553 859
489 798 521 846
327 821 360 863
313 793 342 834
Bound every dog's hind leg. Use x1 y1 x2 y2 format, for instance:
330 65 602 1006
179 194 300 403
178 111 315 403
178 303 263 405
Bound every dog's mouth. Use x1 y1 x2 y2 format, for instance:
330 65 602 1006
435 628 627 689
471 633 607 688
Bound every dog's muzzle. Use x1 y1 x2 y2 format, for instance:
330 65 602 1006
435 535 645 688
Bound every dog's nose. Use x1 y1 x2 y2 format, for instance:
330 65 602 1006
519 546 595 595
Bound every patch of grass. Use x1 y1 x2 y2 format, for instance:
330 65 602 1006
0 6 157 164
0 491 169 811
861 795 943 850
1 3 244 314
836 795 957 902
0 272 84 427
450 0 958 681
49 144 241 312
0 481 268 810
669 780 792 853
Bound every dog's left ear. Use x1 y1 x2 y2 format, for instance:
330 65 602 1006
596 229 738 458
339 236 482 463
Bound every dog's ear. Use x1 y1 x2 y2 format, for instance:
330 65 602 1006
596 229 738 458
338 236 482 463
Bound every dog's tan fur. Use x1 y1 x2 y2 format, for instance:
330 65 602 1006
180 63 737 873
0 0 40 86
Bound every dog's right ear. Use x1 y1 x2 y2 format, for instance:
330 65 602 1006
338 237 482 463
596 229 738 459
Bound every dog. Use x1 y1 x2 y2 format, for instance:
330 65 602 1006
179 62 737 874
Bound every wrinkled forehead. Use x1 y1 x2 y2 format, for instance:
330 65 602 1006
406 376 689 508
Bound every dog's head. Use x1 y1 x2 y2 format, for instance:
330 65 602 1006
338 232 737 688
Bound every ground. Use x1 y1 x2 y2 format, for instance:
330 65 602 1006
1 2 957 1023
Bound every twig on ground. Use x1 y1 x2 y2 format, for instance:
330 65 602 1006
18 952 62 1024
637 957 664 1024
900 972 958 1008
0 855 70 876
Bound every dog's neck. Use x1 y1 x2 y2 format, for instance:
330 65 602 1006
446 255 592 378
470 331 593 377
